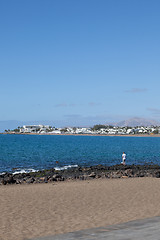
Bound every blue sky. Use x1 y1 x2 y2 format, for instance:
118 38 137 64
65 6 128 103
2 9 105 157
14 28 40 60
0 0 160 130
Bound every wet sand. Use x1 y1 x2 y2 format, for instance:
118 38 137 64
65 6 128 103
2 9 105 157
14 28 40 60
1 178 160 240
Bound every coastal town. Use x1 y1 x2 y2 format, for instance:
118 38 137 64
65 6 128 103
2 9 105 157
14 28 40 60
4 124 160 135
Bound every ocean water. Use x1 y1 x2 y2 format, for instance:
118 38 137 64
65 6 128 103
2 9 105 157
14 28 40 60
0 134 160 174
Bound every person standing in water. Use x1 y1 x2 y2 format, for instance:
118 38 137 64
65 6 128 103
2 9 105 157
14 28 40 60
122 152 126 165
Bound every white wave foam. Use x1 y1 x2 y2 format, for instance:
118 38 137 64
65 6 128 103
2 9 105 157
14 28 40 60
54 164 78 171
0 172 6 176
12 168 38 175
1 165 78 175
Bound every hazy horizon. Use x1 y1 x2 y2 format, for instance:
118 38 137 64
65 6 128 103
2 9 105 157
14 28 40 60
1 117 160 132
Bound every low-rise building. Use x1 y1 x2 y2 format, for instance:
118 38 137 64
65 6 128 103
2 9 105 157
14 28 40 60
20 125 50 133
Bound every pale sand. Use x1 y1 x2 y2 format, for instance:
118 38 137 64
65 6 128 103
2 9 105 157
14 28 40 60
1 178 160 240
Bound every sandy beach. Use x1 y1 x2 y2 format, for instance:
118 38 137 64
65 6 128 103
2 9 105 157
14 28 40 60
3 132 160 137
1 178 160 240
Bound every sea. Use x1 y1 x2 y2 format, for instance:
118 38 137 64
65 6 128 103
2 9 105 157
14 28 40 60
0 134 160 174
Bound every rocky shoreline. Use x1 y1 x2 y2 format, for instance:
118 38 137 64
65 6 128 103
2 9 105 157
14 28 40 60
1 164 160 185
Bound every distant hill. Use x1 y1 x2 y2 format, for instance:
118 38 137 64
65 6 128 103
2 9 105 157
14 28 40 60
113 117 160 127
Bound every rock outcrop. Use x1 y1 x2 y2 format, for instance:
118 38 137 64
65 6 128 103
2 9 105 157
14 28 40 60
1 164 160 185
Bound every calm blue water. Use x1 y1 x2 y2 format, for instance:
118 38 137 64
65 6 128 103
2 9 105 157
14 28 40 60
0 134 160 174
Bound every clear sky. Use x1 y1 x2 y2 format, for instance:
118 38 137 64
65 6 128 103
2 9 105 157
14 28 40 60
0 0 160 129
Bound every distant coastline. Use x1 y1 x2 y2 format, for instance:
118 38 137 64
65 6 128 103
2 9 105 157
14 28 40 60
4 123 160 135
2 132 160 137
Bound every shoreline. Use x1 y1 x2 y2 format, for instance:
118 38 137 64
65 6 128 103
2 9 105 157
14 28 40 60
2 132 160 137
1 164 160 185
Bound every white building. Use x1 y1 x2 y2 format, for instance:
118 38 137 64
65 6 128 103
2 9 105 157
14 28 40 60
20 125 50 133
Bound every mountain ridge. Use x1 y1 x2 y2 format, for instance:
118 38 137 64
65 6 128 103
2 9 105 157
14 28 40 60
112 117 160 127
